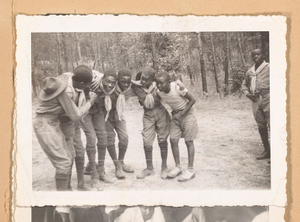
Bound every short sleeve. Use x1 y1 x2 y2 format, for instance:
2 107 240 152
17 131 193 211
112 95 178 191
176 84 188 97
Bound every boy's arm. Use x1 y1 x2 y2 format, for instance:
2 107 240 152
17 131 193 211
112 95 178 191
173 92 196 121
58 90 97 121
90 71 104 92
242 72 257 102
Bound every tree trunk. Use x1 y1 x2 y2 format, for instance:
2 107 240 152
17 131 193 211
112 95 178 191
223 32 230 96
209 32 220 94
62 33 70 72
237 33 246 67
150 32 157 70
55 33 63 75
260 32 269 62
74 33 82 63
112 33 118 70
197 33 208 95
105 39 110 69
97 42 104 71
187 47 195 85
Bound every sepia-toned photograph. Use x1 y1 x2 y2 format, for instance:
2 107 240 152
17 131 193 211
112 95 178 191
15 15 286 206
31 31 271 191
31 205 269 222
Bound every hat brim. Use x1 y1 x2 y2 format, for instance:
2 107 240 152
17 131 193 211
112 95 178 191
39 74 70 101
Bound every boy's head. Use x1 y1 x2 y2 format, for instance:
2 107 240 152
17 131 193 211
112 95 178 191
118 69 132 91
72 65 93 90
102 70 118 92
141 67 156 88
251 48 264 65
139 206 154 221
156 71 171 93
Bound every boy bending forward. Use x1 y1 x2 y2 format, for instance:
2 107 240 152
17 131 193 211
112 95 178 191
156 71 198 182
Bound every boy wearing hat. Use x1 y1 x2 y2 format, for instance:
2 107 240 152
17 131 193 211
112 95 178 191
33 65 97 191
155 71 198 182
131 67 170 180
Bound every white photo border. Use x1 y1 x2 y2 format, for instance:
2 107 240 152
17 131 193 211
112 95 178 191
14 15 287 206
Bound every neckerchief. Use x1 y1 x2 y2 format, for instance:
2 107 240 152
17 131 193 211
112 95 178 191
115 83 132 120
250 61 268 94
99 80 116 121
141 82 156 109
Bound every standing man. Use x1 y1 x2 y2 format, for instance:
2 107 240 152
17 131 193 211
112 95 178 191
242 48 270 160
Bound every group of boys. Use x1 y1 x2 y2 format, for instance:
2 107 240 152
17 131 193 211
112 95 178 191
34 47 270 192
34 65 198 191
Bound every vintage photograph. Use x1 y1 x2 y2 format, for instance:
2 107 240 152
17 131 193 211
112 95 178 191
31 205 269 222
31 32 271 191
15 15 286 206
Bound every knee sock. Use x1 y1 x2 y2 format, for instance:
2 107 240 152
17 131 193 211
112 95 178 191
97 146 106 174
86 147 99 180
158 141 168 169
68 161 74 190
55 173 69 191
107 145 120 168
144 146 154 170
75 156 85 188
259 127 270 153
118 147 127 164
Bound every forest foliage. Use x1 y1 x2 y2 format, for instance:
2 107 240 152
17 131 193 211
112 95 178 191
31 32 269 97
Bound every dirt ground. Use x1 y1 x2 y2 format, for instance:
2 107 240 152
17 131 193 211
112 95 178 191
32 96 270 191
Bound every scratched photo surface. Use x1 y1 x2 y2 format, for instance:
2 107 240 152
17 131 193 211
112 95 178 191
31 31 271 191
15 15 286 206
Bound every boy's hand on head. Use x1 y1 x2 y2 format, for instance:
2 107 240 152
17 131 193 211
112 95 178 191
246 93 258 102
89 92 98 104
90 74 102 91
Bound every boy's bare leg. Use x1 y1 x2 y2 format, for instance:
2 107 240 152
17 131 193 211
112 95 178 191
178 140 196 182
168 139 182 178
170 138 181 166
159 141 168 179
185 141 195 169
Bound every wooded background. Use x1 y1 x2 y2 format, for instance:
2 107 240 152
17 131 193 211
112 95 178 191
31 32 269 97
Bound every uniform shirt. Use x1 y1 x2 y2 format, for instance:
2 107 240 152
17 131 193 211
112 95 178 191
131 83 162 109
242 61 270 97
157 82 188 111
35 73 92 122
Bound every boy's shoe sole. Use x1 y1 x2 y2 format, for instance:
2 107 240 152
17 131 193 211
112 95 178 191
91 178 103 191
99 172 116 184
115 166 126 179
121 164 134 173
136 169 155 179
167 167 182 178
77 186 91 191
161 169 169 179
178 171 196 182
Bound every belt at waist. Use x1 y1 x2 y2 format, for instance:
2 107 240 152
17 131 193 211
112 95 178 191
172 107 194 115
143 103 163 111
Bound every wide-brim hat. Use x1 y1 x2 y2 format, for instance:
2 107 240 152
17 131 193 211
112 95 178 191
39 74 70 101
